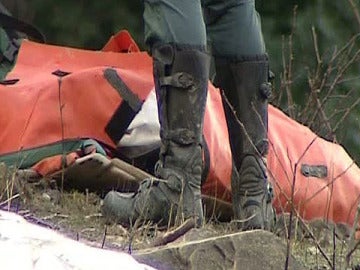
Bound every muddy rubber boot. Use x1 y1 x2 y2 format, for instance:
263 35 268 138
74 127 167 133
102 44 210 227
214 55 275 231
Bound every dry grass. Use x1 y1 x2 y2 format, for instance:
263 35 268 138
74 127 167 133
1 166 360 269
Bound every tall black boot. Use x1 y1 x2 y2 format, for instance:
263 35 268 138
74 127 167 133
102 44 210 227
214 55 274 230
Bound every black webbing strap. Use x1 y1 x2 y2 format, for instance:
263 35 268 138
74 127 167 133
104 68 144 144
0 12 45 43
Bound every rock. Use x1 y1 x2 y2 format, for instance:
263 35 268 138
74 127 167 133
134 229 306 270
274 213 351 248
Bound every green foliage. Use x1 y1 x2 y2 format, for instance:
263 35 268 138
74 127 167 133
261 1 360 163
28 0 143 49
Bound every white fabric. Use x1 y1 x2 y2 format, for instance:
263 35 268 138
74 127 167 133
118 89 161 159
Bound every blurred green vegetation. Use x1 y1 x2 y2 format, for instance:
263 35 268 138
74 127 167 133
3 0 360 164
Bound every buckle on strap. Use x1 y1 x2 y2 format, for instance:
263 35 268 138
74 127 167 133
301 164 328 178
159 72 194 88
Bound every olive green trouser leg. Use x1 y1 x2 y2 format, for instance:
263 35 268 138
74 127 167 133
203 0 266 57
143 0 265 57
143 0 206 48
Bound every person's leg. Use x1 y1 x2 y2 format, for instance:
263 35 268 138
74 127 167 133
203 0 274 230
203 0 265 57
143 0 206 47
102 0 210 227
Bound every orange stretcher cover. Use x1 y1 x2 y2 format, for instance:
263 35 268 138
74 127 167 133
1 31 359 228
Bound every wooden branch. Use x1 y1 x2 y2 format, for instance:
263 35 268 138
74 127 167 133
152 219 195 247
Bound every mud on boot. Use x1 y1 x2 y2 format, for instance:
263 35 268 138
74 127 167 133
102 144 203 226
232 155 275 230
214 54 275 231
102 43 210 227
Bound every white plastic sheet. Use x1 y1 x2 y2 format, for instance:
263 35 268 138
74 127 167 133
0 210 156 270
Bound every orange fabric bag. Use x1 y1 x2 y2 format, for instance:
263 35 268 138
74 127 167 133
1 31 359 229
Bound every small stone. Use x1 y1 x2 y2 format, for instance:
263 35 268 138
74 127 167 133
42 193 51 201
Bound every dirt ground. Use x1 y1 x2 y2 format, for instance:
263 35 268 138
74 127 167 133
1 165 360 269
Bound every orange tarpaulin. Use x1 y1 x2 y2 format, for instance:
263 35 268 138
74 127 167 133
267 106 360 225
0 32 153 154
1 31 359 229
